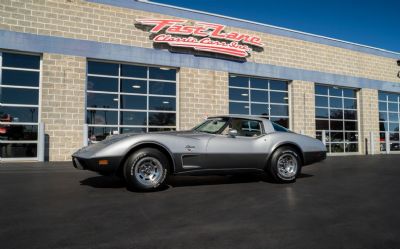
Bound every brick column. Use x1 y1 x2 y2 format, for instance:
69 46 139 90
41 53 86 161
359 89 380 154
290 80 316 137
179 68 228 130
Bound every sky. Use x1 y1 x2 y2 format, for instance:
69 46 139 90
151 0 400 53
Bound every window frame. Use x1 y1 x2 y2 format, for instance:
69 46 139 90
86 59 179 141
314 84 360 154
228 74 290 128
0 50 42 161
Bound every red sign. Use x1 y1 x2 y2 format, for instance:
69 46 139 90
136 19 264 58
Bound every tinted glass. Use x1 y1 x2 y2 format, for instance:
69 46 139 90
229 76 248 88
229 102 248 115
1 70 39 87
316 108 329 119
149 127 175 132
388 93 398 102
120 79 147 94
330 97 343 108
251 90 268 102
120 112 147 126
345 121 357 131
345 143 358 152
0 143 37 158
330 132 344 142
0 125 37 141
379 102 387 111
2 53 40 69
88 61 118 76
229 88 249 101
316 120 329 130
270 91 288 103
329 87 342 96
121 64 147 78
149 96 176 111
86 110 118 125
344 110 357 120
0 88 38 105
331 143 344 153
345 132 358 142
148 112 176 126
315 85 328 95
87 76 118 92
251 104 269 116
149 67 176 80
343 88 356 98
250 78 268 89
270 105 288 116
87 93 118 109
330 120 343 130
389 123 399 132
388 102 399 112
149 81 176 96
120 127 146 134
378 92 388 101
120 95 146 110
379 112 388 122
88 126 118 142
344 98 357 109
330 109 343 119
269 81 288 91
380 122 387 131
389 112 399 122
315 96 328 107
0 106 38 123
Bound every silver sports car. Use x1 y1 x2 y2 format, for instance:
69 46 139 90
72 115 326 190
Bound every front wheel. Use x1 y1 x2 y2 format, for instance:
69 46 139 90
123 148 169 191
267 146 301 183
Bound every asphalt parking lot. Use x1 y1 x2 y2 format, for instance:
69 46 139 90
1 155 400 249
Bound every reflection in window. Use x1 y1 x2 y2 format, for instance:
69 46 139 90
229 75 289 128
86 61 177 142
378 91 400 152
0 52 40 159
315 85 358 153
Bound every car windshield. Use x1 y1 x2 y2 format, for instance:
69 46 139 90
192 117 229 134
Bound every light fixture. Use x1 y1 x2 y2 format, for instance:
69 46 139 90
159 67 170 70
162 101 170 104
241 93 248 96
283 97 289 100
132 85 141 89
230 75 237 78
113 98 118 101
244 105 249 109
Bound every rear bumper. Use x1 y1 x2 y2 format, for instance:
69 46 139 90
72 156 121 174
303 151 327 166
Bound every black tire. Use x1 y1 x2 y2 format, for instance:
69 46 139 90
267 146 301 183
123 148 169 191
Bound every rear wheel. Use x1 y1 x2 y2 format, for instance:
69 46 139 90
267 146 301 183
123 148 169 191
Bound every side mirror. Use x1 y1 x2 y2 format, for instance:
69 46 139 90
228 129 238 137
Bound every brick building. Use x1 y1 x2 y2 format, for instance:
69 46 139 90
0 0 399 161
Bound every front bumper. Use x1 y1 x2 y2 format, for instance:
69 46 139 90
72 156 122 174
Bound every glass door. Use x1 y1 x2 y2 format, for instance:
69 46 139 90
0 52 41 161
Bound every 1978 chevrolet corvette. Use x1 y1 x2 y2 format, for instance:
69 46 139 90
72 115 326 190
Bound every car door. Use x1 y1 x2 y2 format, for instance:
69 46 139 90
204 118 268 170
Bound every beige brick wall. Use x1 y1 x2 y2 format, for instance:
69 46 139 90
290 81 316 137
358 89 380 154
0 0 399 84
41 53 86 161
179 68 228 130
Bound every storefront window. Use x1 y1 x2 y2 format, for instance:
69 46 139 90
228 75 289 128
378 91 400 152
0 52 40 158
86 61 177 142
315 85 359 153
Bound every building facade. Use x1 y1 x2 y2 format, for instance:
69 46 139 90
0 0 400 161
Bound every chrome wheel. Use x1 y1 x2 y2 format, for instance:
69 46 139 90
277 153 298 179
133 157 164 187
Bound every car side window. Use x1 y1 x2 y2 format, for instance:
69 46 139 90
228 118 263 137
271 122 289 132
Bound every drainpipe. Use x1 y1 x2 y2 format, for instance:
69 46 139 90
38 122 45 162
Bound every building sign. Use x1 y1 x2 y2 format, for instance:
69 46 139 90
136 19 264 58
